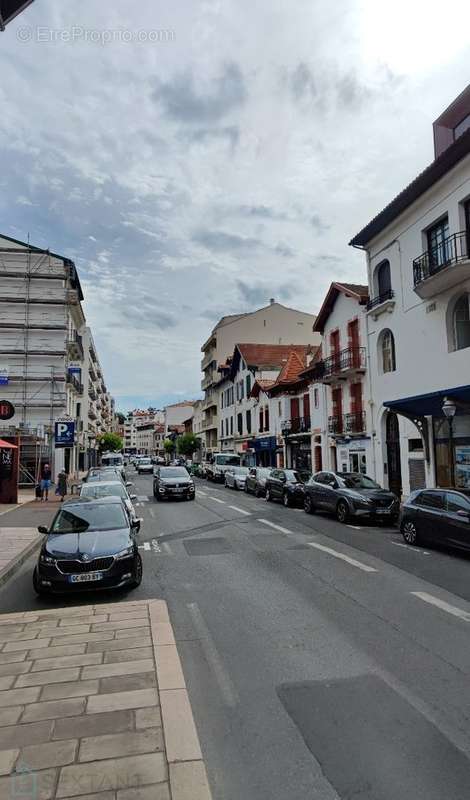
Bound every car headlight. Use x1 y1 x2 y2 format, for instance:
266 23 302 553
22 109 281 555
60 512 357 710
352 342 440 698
116 546 134 560
40 553 56 565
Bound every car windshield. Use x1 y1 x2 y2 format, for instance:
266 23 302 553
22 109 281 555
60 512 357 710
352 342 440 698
160 468 189 478
101 456 123 466
258 468 272 477
287 471 310 483
80 484 127 500
232 467 249 475
215 455 240 466
51 504 128 533
341 474 381 489
139 458 152 464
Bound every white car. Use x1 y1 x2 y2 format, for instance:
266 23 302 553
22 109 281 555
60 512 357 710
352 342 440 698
79 480 140 527
224 466 250 490
136 457 153 474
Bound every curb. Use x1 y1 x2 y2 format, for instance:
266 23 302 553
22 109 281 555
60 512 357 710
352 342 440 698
0 535 41 588
0 498 37 517
149 599 212 800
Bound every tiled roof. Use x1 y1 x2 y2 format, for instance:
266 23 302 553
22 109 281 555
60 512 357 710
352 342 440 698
337 283 369 298
237 343 311 370
313 282 369 334
275 351 306 384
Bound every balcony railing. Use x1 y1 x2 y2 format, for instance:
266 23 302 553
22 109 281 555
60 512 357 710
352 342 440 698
413 230 469 287
66 331 84 360
282 416 311 436
321 346 366 379
328 410 366 435
365 288 394 311
328 415 343 434
66 372 83 394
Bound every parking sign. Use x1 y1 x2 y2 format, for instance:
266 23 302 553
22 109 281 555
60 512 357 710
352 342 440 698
55 421 75 448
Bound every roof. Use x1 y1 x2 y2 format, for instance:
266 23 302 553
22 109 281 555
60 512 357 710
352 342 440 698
235 343 311 372
250 379 276 399
0 1 34 29
251 346 321 398
313 282 369 333
384 384 470 418
275 350 306 384
349 126 470 247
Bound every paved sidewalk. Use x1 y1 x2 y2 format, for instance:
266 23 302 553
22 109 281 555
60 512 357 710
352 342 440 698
0 528 42 587
0 599 211 800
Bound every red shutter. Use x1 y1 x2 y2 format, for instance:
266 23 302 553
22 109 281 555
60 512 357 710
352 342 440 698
290 397 300 420
303 393 310 420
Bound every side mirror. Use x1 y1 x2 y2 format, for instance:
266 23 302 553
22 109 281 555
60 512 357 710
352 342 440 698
38 525 48 535
129 494 137 501
332 481 339 489
132 518 143 528
126 481 133 487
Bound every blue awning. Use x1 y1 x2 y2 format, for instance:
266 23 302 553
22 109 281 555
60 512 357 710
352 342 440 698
384 384 470 417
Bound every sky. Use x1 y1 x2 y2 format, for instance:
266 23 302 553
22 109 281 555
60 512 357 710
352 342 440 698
0 0 469 411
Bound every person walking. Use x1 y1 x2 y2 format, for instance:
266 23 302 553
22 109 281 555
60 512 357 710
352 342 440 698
40 462 52 502
57 469 68 502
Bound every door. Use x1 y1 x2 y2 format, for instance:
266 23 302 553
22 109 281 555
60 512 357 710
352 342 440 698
444 491 470 549
332 388 343 433
269 469 281 498
427 216 450 272
330 330 340 371
350 382 363 432
414 491 446 543
386 412 402 497
322 472 339 511
309 472 327 508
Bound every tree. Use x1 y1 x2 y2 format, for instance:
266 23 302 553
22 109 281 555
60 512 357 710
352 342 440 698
163 439 175 455
97 432 123 452
177 433 200 457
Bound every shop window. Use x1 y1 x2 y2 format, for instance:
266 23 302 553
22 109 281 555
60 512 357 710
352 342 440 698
453 294 470 351
380 329 396 373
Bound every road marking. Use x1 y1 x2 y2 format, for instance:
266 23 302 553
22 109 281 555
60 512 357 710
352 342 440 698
187 602 238 708
198 490 207 496
228 505 251 516
138 542 151 551
209 496 226 504
137 495 149 501
151 539 161 553
307 542 378 573
162 542 173 555
149 508 155 518
257 518 292 535
392 541 430 555
347 524 362 530
411 591 470 622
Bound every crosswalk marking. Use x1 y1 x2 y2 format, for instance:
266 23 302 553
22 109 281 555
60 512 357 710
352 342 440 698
257 518 292 535
307 542 377 573
138 542 151 551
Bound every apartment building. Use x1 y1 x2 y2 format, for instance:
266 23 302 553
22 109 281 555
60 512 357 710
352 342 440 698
135 423 155 455
164 401 195 433
350 83 470 495
201 300 320 458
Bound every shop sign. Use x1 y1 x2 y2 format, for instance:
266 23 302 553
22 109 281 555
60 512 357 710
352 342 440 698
0 400 14 420
0 367 9 386
456 445 470 488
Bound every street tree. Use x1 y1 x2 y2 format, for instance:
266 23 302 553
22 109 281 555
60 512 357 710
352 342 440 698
163 439 175 455
97 432 123 452
177 433 200 457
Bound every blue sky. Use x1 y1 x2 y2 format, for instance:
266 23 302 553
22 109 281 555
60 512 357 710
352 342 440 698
0 0 469 411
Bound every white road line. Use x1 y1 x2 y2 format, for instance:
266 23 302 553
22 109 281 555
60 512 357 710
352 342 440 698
347 524 362 530
197 490 208 496
257 518 292 535
187 602 238 708
307 542 378 573
138 542 151 551
209 496 226 504
161 542 173 555
228 505 251 516
392 541 430 555
148 508 155 518
151 539 161 553
411 591 470 622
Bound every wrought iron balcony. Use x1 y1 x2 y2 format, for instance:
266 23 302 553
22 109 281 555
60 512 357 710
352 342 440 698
67 331 84 360
66 372 83 394
281 416 311 436
320 347 366 383
344 410 366 434
413 230 470 298
328 415 343 434
365 288 395 311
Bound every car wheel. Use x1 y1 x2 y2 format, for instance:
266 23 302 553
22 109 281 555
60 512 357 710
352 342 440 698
244 483 249 493
283 492 291 508
401 520 421 545
304 494 315 514
32 567 48 597
130 553 143 589
255 488 262 498
336 500 350 524
265 487 272 502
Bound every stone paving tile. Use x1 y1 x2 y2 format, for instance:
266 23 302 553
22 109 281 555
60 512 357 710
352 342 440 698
0 630 40 643
79 729 163 762
0 651 28 665
0 720 53 749
117 785 170 800
0 677 15 691
135 707 162 730
99 673 156 695
0 767 57 800
154 646 185 691
3 637 51 652
82 659 154 680
56 752 167 797
0 707 22 726
31 653 103 672
0 749 18 776
160 690 202 763
90 619 143 633
30 644 87 660
151 623 175 647
16 667 80 688
170 761 212 800
21 697 85 723
107 612 150 623
51 633 114 647
0 686 40 707
115 627 150 640
47 625 91 638
21 739 77 769
104 646 153 664
53 710 134 741
0 661 32 678
87 637 152 654
58 616 108 626
87 688 159 714
41 680 99 702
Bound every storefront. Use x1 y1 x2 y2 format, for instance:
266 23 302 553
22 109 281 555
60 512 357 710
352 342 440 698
335 437 370 475
250 436 278 468
285 435 312 471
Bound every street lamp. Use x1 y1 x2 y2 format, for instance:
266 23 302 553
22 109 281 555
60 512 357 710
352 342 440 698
442 397 457 486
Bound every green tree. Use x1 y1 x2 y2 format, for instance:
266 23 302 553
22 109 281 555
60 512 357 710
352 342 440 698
163 439 175 455
177 433 200 457
97 432 123 452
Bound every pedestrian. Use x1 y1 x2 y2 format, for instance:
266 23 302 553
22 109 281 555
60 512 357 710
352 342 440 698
40 462 52 502
57 469 68 502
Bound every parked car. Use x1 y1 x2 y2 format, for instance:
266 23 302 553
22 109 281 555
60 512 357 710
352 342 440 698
136 457 153 474
245 467 272 497
224 466 250 490
400 488 470 551
79 479 139 526
83 467 124 483
304 471 399 523
33 496 143 595
153 466 195 501
265 469 311 507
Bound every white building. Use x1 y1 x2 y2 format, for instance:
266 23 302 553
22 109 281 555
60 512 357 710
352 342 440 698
201 300 320 458
350 83 470 495
164 401 194 434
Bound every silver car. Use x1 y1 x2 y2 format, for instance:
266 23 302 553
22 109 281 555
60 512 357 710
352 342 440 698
224 466 250 490
79 480 140 527
245 467 272 497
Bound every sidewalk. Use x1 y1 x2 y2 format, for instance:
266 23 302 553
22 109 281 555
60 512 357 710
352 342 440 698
0 599 211 800
0 498 62 587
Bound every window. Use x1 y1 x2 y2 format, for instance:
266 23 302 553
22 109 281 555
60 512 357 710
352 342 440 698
414 491 445 510
314 388 319 408
230 416 233 435
264 406 269 431
221 394 224 409
237 413 243 435
375 260 391 297
381 329 396 373
278 401 282 416
246 374 251 396
427 217 450 270
221 421 224 437
225 418 229 436
236 383 239 402
446 492 470 513
453 294 470 350
246 410 251 434
259 409 264 432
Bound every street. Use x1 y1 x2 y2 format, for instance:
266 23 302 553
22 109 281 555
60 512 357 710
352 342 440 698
1 470 470 800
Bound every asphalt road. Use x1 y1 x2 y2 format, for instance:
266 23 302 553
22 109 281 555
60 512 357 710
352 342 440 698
1 471 470 799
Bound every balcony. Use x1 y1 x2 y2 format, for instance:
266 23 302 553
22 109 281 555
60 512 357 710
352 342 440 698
66 331 84 360
413 230 470 299
201 372 217 391
88 386 97 401
282 416 311 436
328 410 366 436
66 372 83 394
89 404 97 421
201 352 216 371
318 347 366 384
365 288 395 319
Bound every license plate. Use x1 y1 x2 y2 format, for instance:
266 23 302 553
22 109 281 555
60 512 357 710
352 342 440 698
375 509 391 514
172 488 185 493
69 572 103 583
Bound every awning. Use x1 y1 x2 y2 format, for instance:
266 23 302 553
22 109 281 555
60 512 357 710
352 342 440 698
0 438 17 449
384 385 470 418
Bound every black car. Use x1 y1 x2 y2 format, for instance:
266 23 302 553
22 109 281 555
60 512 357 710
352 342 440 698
153 466 195 501
33 496 143 596
245 467 272 497
304 471 399 524
265 469 311 507
400 488 470 551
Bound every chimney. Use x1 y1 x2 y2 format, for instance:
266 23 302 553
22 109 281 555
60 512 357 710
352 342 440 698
269 298 275 305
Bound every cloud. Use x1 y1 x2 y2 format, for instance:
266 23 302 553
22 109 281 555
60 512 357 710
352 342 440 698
192 229 262 253
275 242 294 258
237 281 294 307
153 62 246 124
311 213 329 233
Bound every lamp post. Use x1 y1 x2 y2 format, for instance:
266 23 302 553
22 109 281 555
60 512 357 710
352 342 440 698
442 397 457 487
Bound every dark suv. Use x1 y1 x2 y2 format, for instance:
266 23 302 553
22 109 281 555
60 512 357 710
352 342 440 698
265 469 311 507
304 471 399 524
153 466 195 501
400 488 470 551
